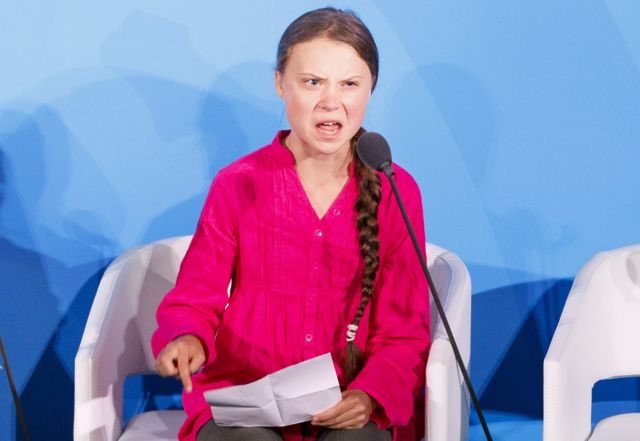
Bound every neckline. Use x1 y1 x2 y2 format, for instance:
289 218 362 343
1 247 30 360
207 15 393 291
273 131 357 222
294 168 354 222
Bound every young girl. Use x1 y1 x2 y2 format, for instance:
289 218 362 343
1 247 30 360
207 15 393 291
152 7 430 441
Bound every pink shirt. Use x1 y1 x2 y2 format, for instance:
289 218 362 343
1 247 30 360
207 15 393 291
152 131 430 441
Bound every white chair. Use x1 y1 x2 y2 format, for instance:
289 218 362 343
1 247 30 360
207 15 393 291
425 244 471 441
544 244 640 441
74 236 471 441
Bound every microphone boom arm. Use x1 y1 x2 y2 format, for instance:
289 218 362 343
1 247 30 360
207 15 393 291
380 163 493 441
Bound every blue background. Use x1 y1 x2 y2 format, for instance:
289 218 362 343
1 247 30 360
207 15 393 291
1 1 639 440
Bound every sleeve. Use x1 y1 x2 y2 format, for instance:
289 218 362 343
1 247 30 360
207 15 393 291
151 170 238 363
347 170 431 428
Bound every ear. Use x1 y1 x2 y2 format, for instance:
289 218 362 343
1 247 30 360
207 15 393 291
274 71 285 98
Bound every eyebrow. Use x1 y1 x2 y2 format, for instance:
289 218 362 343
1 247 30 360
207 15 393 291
296 73 365 81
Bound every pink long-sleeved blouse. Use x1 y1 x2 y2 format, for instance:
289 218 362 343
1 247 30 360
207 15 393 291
151 131 430 441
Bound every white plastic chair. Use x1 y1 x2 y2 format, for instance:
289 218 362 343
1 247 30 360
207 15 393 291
544 244 640 441
425 244 471 441
74 236 471 441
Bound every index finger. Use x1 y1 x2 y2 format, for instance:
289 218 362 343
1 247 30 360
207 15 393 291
176 352 193 393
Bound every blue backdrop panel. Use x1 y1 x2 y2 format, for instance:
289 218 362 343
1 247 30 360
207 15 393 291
1 1 639 440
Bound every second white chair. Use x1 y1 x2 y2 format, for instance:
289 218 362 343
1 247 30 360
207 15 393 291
544 244 640 441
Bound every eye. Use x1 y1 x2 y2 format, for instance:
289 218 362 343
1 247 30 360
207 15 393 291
344 81 359 88
304 78 321 87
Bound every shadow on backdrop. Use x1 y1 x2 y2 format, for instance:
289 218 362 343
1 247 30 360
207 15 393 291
3 12 283 438
140 62 282 244
0 113 69 441
0 107 115 441
473 278 573 418
0 148 51 440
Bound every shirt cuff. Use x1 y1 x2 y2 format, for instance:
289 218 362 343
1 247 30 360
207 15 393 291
346 382 391 429
151 319 215 362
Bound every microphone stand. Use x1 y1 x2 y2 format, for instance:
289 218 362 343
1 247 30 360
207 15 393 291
379 163 493 441
1 336 31 441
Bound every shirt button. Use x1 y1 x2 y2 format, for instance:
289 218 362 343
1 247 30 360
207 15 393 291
314 229 323 238
305 333 313 342
312 264 319 271
332 208 341 216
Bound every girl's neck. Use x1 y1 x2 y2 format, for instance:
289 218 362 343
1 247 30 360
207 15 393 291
284 134 352 185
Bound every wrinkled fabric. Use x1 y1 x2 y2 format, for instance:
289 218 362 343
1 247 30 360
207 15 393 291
152 131 430 441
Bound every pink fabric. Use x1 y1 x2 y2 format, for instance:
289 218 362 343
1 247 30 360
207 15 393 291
152 131 430 441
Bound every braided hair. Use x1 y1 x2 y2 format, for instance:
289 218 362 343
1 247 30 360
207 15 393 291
343 128 381 384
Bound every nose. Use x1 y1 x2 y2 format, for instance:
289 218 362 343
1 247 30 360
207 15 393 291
317 85 340 111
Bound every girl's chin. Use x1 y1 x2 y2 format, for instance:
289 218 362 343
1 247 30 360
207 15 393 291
287 128 354 156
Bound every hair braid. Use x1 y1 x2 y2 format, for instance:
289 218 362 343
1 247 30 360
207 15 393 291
343 128 382 384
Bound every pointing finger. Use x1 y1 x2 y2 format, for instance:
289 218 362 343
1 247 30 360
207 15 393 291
177 352 192 393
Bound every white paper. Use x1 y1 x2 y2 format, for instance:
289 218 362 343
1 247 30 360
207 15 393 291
203 353 342 427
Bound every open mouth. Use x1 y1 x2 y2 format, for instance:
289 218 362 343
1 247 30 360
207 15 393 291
316 121 342 137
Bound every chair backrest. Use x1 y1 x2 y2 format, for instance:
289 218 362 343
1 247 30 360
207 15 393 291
426 243 471 361
426 244 448 334
560 245 640 381
132 236 192 371
82 235 192 376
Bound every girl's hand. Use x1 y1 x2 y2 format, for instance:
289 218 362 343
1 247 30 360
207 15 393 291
311 389 375 429
155 334 205 393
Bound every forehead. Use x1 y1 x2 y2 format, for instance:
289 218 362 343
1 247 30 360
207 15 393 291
285 37 370 77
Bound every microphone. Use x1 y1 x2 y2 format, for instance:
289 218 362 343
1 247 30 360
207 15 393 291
355 132 393 176
356 131 493 441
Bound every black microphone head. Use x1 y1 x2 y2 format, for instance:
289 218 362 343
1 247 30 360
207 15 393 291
356 131 392 172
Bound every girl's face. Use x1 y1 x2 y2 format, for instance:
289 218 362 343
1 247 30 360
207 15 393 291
275 37 373 159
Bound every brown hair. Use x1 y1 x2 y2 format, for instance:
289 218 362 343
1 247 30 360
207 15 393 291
276 7 379 91
277 8 381 384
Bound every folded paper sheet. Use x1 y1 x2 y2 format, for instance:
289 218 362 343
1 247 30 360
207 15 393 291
203 353 342 427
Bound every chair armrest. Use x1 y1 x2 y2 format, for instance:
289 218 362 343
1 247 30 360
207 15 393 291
426 251 471 441
74 247 152 441
543 330 593 441
543 251 615 441
427 338 470 441
543 284 603 441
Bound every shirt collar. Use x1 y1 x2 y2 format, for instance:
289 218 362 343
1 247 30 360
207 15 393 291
270 130 357 179
270 130 296 167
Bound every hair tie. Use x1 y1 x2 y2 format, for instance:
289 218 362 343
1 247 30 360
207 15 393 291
346 324 359 342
